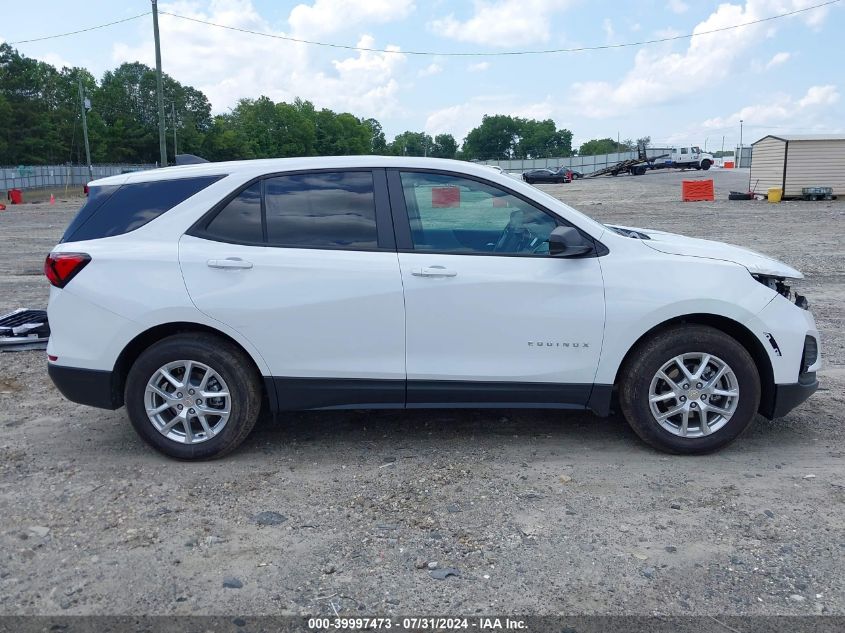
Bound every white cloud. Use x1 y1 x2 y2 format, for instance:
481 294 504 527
702 84 840 129
602 18 615 41
112 1 407 117
765 51 791 69
467 61 490 72
38 53 74 70
666 0 689 14
418 63 443 77
428 0 575 47
798 84 839 107
425 95 555 141
654 27 683 39
568 0 834 118
288 0 415 38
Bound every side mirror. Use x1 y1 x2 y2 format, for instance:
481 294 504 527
549 226 594 257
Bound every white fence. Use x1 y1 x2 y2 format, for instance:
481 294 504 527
480 148 673 174
2 164 156 192
481 147 750 174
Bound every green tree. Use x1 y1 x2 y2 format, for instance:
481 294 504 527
518 119 573 158
462 115 573 160
201 115 252 161
91 61 211 163
389 131 433 156
578 138 628 156
0 93 11 161
462 115 522 160
430 133 458 159
0 43 77 164
363 118 388 154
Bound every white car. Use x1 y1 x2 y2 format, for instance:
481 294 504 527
45 157 820 459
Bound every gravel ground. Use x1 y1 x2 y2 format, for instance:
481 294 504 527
0 168 843 617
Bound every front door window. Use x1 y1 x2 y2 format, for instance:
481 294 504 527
399 172 558 255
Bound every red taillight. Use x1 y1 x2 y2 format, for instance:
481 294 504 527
44 253 91 288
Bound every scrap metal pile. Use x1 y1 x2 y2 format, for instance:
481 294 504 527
0 309 50 351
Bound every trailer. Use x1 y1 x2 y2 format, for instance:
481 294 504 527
586 144 713 178
586 145 669 178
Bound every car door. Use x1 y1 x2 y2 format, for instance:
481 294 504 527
388 169 606 408
179 168 406 409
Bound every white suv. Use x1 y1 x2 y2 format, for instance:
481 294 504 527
45 157 820 459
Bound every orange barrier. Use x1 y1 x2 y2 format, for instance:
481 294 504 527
682 179 715 202
432 186 460 208
724 161 735 169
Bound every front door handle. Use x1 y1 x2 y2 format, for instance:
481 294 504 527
411 265 457 278
207 257 253 270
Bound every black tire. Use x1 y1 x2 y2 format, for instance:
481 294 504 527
619 325 760 454
700 159 712 170
124 333 262 460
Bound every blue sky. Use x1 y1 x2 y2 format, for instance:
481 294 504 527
2 0 842 149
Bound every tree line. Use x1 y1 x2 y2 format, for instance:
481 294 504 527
0 43 636 166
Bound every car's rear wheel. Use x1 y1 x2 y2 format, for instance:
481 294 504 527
125 333 262 460
619 325 760 454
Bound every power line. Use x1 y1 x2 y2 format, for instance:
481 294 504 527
4 0 838 55
8 12 151 45
160 0 839 57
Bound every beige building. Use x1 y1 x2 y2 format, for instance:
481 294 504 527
750 134 845 198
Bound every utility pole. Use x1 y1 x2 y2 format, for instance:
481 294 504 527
77 74 93 182
171 102 177 158
739 119 744 167
152 0 167 167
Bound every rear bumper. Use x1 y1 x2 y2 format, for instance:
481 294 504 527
763 373 818 419
48 363 122 410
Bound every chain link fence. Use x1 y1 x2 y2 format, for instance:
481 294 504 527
2 164 156 193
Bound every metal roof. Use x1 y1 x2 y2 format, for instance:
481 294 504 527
753 134 845 145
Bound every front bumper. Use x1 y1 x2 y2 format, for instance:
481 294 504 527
48 363 122 410
762 372 818 419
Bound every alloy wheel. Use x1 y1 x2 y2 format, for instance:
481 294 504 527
143 360 231 444
648 353 739 438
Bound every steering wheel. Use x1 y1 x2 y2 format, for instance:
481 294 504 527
494 224 544 253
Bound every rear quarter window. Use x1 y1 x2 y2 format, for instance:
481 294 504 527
62 175 224 243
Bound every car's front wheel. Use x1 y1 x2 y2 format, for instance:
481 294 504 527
619 325 760 454
124 333 262 460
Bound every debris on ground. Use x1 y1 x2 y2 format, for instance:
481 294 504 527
254 511 288 526
0 309 50 351
430 568 460 580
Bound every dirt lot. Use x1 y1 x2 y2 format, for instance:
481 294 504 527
0 168 843 617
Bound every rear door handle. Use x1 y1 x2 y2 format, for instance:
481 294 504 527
207 257 253 270
411 265 457 278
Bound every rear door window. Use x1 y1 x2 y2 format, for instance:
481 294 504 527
202 182 263 244
62 175 223 242
263 172 378 250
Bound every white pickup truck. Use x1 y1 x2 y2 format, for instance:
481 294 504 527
652 146 715 171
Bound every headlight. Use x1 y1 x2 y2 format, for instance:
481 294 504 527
752 274 809 310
